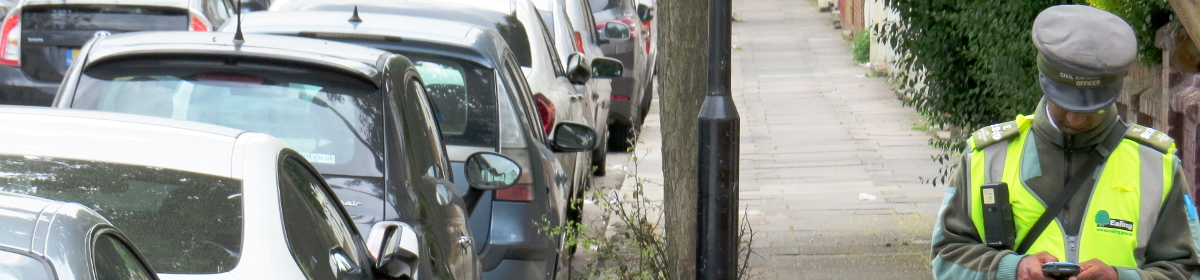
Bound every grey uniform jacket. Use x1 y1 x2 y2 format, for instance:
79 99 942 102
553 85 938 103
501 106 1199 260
931 101 1200 280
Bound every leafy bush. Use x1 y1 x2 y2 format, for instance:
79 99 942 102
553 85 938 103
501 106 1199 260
852 29 870 64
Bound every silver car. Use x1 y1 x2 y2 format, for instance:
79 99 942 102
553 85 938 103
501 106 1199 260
0 106 425 280
0 191 158 280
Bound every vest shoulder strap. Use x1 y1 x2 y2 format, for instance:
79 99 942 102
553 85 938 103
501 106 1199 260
970 121 1020 150
1124 124 1175 154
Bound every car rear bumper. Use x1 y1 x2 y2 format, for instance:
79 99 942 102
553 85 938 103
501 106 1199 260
0 66 60 106
482 259 551 280
606 76 639 124
478 201 558 274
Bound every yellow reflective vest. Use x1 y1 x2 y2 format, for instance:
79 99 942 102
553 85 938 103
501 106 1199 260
968 115 1175 266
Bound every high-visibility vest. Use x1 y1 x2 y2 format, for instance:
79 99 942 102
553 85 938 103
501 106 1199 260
967 115 1175 266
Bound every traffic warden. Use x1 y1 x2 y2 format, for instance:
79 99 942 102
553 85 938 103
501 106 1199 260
932 5 1200 280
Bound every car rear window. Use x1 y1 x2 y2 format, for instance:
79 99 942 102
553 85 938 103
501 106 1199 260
410 55 499 148
0 155 243 274
589 0 618 12
70 58 386 178
23 5 188 31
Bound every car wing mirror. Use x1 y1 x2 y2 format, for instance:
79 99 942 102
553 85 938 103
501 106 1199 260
550 122 598 153
464 152 522 190
600 22 631 41
591 57 623 78
566 53 592 85
637 4 654 22
367 221 419 279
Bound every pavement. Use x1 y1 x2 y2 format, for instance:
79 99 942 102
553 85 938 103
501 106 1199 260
583 0 949 278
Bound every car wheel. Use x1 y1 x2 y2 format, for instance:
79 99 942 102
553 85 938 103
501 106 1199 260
637 82 653 124
607 120 637 152
591 128 609 176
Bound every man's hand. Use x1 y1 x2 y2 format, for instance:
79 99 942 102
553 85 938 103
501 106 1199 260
1072 259 1117 280
1018 252 1058 280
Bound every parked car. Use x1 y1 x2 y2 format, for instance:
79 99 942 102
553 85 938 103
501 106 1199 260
0 106 429 279
590 0 654 150
273 0 600 205
532 0 619 175
228 8 605 280
0 0 236 106
52 31 519 279
0 191 159 280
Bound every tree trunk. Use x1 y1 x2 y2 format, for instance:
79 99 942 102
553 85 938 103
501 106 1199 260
658 0 709 277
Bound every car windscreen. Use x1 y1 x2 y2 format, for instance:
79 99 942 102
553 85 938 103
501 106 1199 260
70 58 386 177
409 55 499 148
0 250 50 280
23 5 189 31
0 155 242 274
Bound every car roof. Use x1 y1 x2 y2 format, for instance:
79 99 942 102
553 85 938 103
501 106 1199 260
81 31 389 84
244 2 510 68
0 106 245 178
20 0 193 9
0 192 107 253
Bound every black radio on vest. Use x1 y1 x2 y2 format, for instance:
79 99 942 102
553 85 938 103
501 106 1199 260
982 182 1016 250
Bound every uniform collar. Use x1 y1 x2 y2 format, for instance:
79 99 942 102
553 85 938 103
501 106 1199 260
1031 98 1120 151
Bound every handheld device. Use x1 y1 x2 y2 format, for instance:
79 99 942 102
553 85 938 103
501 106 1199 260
981 182 1015 249
1042 262 1081 280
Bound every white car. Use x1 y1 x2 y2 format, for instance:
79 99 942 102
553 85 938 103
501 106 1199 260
0 107 421 280
533 0 624 175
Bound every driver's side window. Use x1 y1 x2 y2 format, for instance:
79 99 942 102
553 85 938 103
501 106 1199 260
93 233 154 280
278 157 367 280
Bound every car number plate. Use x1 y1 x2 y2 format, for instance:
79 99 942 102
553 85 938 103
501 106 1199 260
65 49 79 67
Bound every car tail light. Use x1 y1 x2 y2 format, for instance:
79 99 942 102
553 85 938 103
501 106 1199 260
0 14 20 66
495 183 535 201
533 93 556 135
573 31 586 54
612 94 630 101
642 21 652 52
189 16 208 32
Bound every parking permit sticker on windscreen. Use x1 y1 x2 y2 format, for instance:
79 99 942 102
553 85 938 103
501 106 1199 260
301 153 336 164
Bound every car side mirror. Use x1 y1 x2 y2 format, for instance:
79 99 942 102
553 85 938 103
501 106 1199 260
550 122 598 153
366 221 419 279
600 22 630 41
591 57 623 78
464 152 522 190
566 53 592 85
637 4 654 22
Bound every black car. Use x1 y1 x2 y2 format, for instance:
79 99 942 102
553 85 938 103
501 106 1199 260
52 31 522 279
0 0 237 106
229 6 607 280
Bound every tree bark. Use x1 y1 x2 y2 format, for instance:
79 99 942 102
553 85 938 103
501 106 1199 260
658 0 709 277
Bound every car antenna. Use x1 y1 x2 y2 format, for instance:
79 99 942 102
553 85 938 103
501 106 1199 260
349 6 362 23
233 0 245 44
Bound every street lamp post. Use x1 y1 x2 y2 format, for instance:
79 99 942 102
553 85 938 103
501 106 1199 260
695 0 738 275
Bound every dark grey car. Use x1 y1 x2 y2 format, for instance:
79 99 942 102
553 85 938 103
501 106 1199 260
0 191 159 280
229 7 603 280
590 0 654 150
0 0 238 106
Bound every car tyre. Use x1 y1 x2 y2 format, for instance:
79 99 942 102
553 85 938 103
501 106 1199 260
607 121 636 152
591 128 609 176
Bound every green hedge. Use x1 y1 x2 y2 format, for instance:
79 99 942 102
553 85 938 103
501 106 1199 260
1086 0 1173 65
